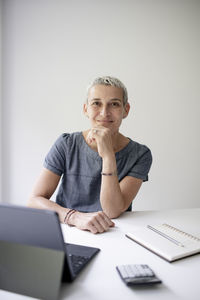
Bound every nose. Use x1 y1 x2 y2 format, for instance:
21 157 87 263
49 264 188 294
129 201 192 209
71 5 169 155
99 104 110 117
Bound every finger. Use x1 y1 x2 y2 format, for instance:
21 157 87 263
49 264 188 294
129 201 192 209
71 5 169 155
86 131 95 144
84 213 114 234
100 212 115 227
88 223 99 234
92 129 98 134
93 212 115 232
86 219 104 234
88 128 99 138
91 217 107 233
87 137 93 144
95 212 113 230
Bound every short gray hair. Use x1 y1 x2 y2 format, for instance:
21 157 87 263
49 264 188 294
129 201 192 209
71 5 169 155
86 76 128 105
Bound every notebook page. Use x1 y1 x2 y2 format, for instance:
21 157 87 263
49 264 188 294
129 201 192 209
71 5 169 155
126 225 200 262
151 224 200 247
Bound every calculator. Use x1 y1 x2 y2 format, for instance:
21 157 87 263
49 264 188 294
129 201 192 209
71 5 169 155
116 264 162 286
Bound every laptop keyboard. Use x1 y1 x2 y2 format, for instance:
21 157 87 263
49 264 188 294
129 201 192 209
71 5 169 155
64 243 100 280
69 254 90 274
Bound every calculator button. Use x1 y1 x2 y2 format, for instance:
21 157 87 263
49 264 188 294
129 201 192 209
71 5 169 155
117 265 129 279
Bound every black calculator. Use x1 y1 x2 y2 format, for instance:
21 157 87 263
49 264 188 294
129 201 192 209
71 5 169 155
116 264 162 286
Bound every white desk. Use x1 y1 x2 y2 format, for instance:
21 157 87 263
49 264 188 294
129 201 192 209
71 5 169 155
1 208 200 300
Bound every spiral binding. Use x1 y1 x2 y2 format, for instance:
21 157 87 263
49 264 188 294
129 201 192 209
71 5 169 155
162 223 200 242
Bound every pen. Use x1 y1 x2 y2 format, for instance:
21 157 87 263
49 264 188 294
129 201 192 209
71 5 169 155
147 225 185 247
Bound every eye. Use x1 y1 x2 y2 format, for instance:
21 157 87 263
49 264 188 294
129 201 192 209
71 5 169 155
111 102 121 107
91 101 101 106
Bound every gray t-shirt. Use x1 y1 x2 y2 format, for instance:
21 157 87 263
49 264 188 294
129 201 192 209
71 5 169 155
44 132 152 212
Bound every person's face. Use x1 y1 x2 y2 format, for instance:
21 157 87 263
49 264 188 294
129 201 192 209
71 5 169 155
84 85 130 133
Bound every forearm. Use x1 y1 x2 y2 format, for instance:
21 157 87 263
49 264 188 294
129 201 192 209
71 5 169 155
28 196 68 223
100 156 125 218
28 196 114 233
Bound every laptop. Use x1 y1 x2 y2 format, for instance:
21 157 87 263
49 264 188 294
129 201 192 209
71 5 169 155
0 203 100 300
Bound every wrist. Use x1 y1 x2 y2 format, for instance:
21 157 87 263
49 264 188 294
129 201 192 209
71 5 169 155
102 153 115 162
101 170 117 176
64 209 77 226
67 210 80 226
102 157 117 174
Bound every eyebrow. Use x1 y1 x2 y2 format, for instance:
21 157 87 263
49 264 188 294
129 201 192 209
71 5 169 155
90 98 122 102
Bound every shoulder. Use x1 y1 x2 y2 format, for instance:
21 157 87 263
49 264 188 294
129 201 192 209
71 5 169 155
127 139 152 163
48 132 83 158
126 138 151 154
132 140 151 154
54 132 82 147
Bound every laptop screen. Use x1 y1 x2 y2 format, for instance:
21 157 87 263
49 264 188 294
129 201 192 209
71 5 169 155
0 204 65 251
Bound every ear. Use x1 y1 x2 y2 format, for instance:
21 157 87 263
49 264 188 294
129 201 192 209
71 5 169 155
83 103 89 117
123 102 130 119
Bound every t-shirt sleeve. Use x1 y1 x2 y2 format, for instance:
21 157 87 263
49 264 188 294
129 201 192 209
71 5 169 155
43 134 69 176
127 147 152 182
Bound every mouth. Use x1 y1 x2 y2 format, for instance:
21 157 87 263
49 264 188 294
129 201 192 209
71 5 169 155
97 120 113 124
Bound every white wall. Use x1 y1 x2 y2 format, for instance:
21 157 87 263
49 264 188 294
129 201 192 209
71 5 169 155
0 0 2 202
1 0 200 210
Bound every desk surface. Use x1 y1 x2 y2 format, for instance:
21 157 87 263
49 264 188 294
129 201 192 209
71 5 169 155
1 208 200 300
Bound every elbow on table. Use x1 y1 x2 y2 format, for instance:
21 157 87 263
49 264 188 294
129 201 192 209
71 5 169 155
27 195 39 209
27 196 35 208
103 208 124 219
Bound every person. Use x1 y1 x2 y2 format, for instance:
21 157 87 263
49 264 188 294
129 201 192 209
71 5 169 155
28 76 152 234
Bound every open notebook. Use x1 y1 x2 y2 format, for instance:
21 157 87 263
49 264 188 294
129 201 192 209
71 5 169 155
126 223 200 262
